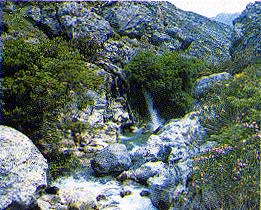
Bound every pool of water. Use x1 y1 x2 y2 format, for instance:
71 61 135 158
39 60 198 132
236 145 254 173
119 128 152 150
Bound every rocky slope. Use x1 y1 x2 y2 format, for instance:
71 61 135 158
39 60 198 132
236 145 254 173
233 1 261 58
26 1 234 65
212 12 240 26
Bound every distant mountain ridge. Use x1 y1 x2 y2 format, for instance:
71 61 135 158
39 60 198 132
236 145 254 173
212 12 240 26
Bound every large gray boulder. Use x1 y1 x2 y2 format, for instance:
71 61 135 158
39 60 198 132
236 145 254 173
0 126 48 209
134 161 167 184
148 166 181 210
91 143 132 175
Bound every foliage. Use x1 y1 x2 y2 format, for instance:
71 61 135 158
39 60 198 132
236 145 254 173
124 51 210 120
189 63 261 209
2 36 103 179
2 2 46 40
68 35 103 63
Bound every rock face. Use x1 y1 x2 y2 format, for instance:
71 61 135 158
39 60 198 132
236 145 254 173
91 143 132 175
26 1 234 64
233 2 261 55
26 2 113 42
0 126 48 209
100 1 234 64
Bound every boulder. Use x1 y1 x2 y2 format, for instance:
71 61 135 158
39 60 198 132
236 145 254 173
91 143 132 175
193 72 232 98
0 126 48 209
134 161 167 184
148 167 181 210
36 184 98 210
136 112 206 209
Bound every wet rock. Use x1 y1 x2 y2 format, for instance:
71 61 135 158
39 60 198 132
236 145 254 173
96 194 106 202
59 185 98 210
136 112 206 208
120 190 132 198
140 190 150 197
91 143 132 175
117 171 128 182
0 126 48 209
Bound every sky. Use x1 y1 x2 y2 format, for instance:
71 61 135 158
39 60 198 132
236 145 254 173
168 0 258 17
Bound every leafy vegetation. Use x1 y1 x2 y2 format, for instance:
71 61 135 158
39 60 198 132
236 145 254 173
2 36 103 180
124 51 211 120
188 61 261 209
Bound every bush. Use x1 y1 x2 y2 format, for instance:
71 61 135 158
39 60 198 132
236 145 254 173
124 51 210 120
68 35 103 62
189 63 261 209
2 36 103 179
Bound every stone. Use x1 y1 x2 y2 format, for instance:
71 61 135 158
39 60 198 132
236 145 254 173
148 167 181 210
0 126 48 209
193 72 232 98
140 190 150 197
138 112 206 208
96 194 106 202
120 190 132 198
26 2 234 64
91 143 132 175
134 161 167 184
233 2 261 55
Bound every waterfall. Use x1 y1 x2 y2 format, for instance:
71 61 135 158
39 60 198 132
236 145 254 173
144 91 162 131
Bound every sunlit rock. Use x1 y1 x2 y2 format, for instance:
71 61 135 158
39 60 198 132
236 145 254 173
0 126 48 209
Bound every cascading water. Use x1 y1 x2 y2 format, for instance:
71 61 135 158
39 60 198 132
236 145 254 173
144 91 163 132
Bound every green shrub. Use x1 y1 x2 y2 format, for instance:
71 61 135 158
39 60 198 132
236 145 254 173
2 36 103 179
189 63 261 209
124 51 210 120
68 35 103 62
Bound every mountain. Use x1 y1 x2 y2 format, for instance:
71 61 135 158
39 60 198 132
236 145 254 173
212 12 240 26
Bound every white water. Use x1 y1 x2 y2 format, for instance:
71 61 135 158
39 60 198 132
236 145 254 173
144 91 163 132
53 168 156 210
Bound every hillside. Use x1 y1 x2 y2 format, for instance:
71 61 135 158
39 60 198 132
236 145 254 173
1 1 260 210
